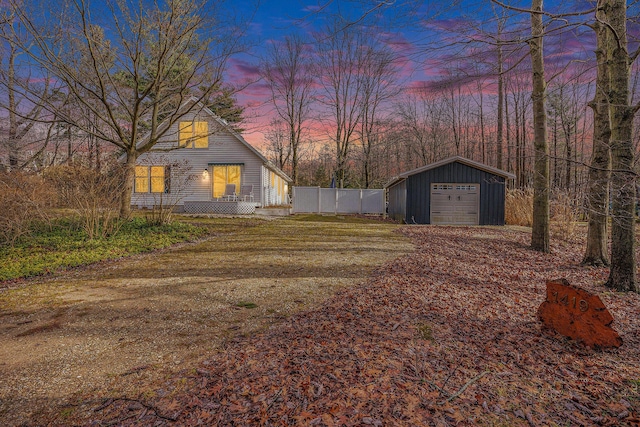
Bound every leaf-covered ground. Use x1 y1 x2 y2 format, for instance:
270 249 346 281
66 226 640 425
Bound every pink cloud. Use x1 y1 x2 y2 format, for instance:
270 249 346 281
229 58 261 81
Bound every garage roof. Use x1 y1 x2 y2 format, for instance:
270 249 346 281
384 156 516 188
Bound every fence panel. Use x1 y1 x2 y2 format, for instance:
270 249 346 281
292 187 319 213
320 188 337 213
336 189 360 213
292 187 385 214
361 189 386 214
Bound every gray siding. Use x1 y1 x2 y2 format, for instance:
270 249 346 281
131 110 286 208
405 162 507 225
387 180 406 222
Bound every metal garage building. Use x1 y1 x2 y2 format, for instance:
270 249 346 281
385 156 515 225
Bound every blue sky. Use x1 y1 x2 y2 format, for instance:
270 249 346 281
226 0 602 144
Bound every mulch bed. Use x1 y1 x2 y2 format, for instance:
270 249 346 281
75 226 640 426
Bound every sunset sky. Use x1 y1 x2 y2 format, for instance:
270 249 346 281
223 0 603 146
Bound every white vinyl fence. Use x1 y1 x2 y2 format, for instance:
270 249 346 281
292 187 385 214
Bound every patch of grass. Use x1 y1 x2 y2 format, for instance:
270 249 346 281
416 323 434 341
236 301 258 309
0 217 209 282
58 407 75 418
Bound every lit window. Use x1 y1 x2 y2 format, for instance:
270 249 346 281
150 166 165 193
134 166 170 193
212 165 241 198
179 121 208 148
135 166 149 193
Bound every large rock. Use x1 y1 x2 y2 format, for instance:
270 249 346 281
537 278 622 349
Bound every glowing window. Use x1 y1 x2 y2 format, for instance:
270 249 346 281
135 166 170 193
135 166 149 193
212 165 242 198
179 121 208 148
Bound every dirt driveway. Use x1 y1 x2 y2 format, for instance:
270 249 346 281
0 216 412 426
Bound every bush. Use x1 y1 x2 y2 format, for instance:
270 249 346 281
0 172 55 246
44 164 126 239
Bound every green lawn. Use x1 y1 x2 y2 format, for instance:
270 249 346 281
0 217 209 282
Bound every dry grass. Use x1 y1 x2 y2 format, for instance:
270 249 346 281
550 191 580 241
506 188 581 242
0 215 412 425
505 188 533 227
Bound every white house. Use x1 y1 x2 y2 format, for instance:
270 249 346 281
131 99 291 214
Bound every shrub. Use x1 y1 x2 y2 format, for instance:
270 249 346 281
44 164 126 239
138 159 194 226
0 171 55 246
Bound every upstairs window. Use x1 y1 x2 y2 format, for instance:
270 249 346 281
179 121 208 148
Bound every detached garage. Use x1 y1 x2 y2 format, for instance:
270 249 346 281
385 156 515 225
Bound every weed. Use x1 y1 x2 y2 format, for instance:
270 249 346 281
416 323 434 341
58 407 74 418
505 188 533 226
236 301 258 309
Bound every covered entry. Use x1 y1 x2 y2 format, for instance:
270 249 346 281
430 183 479 225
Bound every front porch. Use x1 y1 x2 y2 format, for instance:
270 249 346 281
184 200 257 215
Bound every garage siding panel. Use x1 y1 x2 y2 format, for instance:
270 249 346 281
405 162 507 225
387 180 407 222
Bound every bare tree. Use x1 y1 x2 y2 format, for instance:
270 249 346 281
529 0 550 253
583 9 611 267
6 0 241 217
600 0 638 292
357 39 400 188
262 34 315 186
315 20 367 188
396 91 451 167
0 8 56 170
264 118 291 172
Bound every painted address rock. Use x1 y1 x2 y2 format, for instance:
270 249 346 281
537 278 622 349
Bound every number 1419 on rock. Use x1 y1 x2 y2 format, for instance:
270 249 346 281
537 278 622 349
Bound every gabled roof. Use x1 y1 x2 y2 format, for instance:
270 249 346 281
384 156 516 188
124 97 292 183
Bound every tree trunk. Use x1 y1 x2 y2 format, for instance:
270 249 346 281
119 152 137 219
583 18 611 267
529 0 550 253
497 39 504 170
603 0 638 292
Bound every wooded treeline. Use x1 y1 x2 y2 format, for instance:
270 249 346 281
260 3 638 196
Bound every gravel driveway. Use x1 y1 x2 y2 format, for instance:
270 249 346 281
0 216 412 426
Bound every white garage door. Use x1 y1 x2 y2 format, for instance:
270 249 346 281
430 183 479 225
